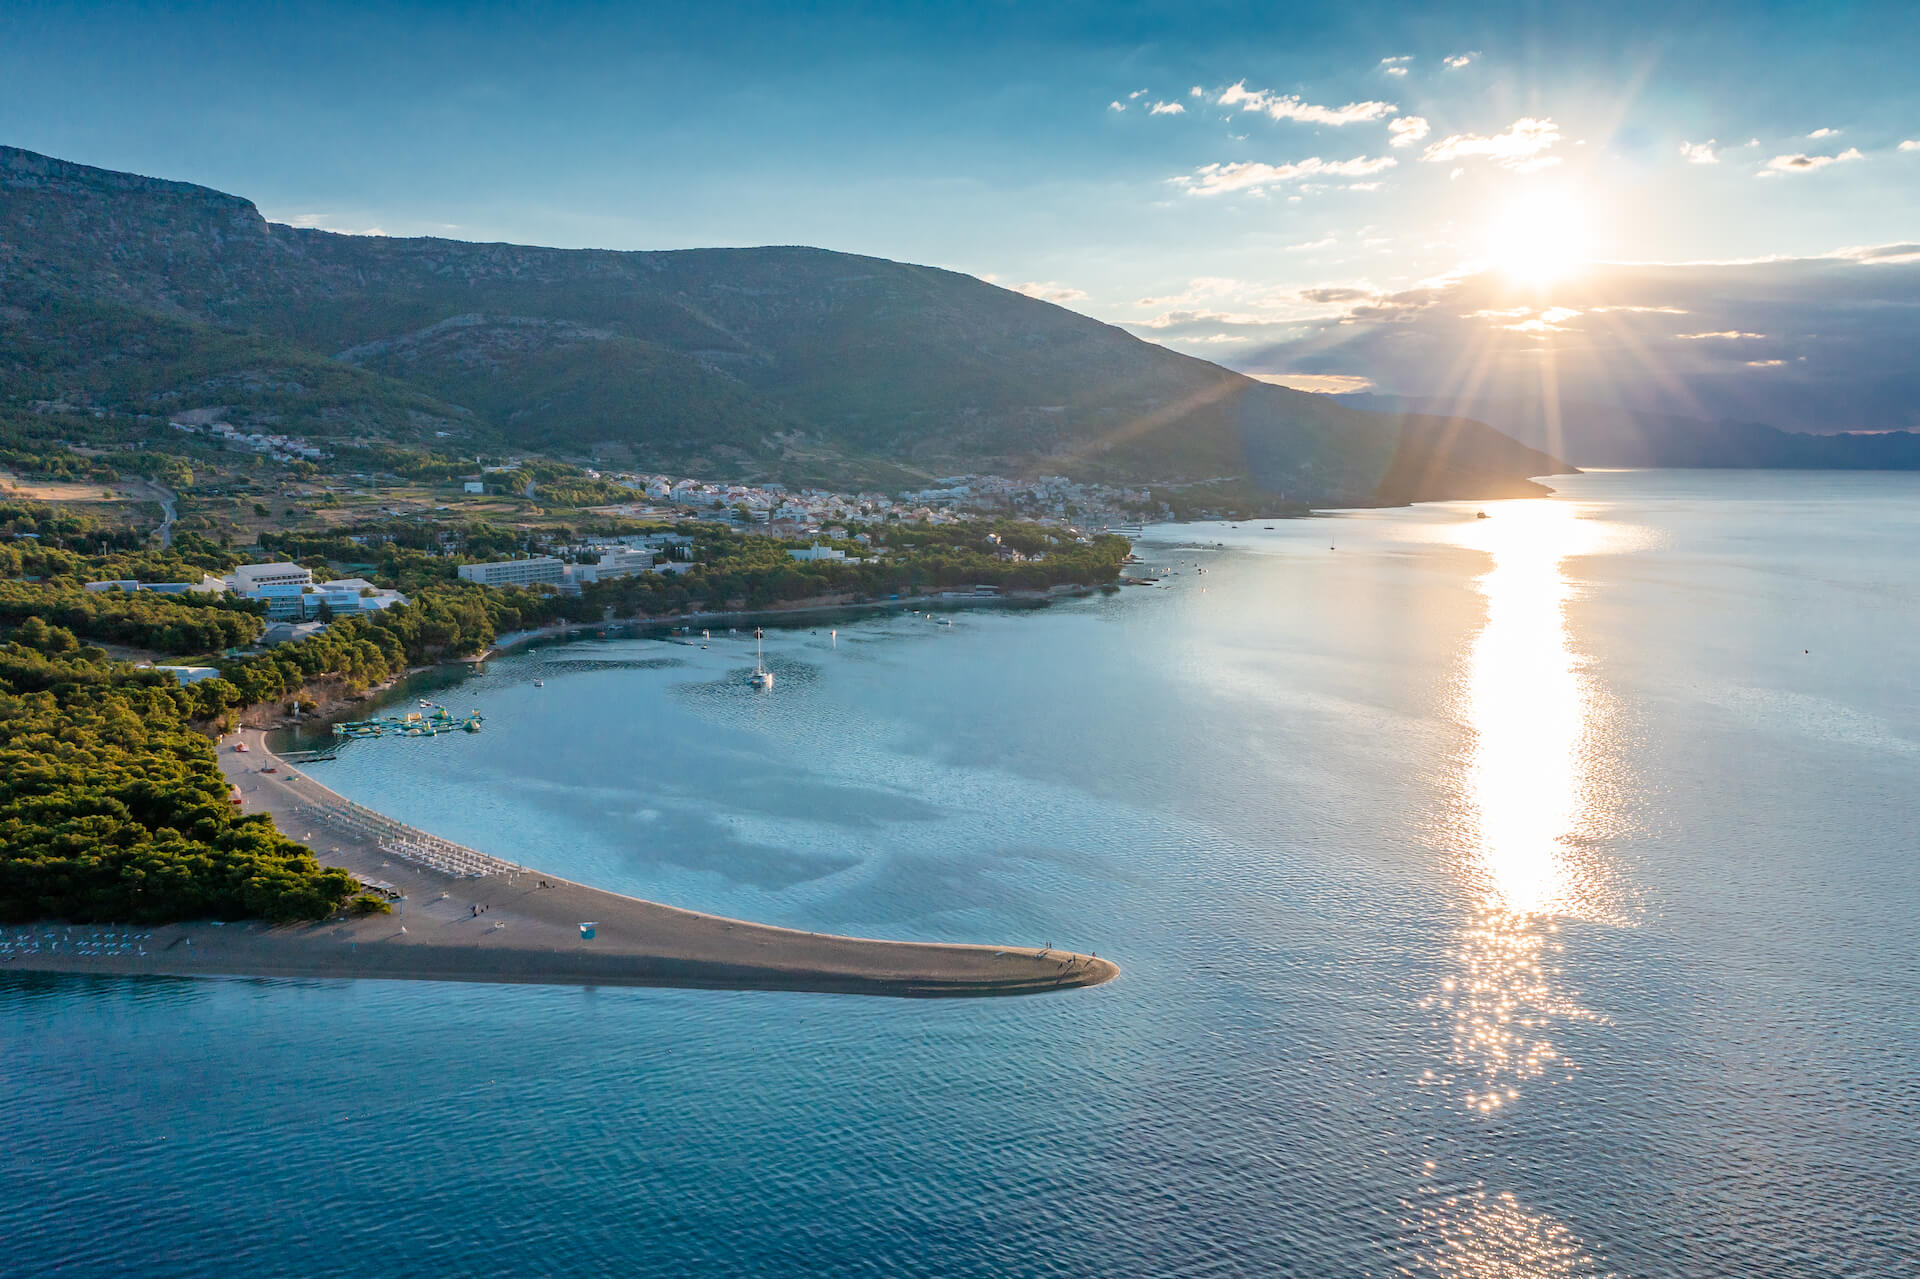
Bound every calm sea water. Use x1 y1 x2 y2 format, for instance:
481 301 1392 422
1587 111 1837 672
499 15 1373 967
6 470 1918 1278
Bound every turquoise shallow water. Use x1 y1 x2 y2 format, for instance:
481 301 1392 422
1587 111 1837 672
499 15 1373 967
6 470 1918 1277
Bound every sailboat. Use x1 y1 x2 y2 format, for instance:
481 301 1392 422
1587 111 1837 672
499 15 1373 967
748 628 774 689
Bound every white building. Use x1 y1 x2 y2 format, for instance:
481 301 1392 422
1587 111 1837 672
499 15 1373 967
147 664 222 685
226 562 315 619
463 480 485 494
304 578 407 618
571 548 654 584
787 544 847 562
86 574 227 595
457 557 568 588
229 562 313 593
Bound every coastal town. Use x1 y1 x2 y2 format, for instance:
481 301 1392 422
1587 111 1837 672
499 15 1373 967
582 469 1164 530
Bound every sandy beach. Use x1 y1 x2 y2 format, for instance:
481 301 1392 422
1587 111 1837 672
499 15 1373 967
2 729 1117 998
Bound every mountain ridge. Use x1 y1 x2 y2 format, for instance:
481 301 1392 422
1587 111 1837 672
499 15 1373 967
1 144 1569 501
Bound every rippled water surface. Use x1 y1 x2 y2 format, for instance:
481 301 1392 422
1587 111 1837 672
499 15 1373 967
7 470 1918 1277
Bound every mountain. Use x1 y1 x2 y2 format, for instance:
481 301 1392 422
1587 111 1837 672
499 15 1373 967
1337 393 1920 471
0 145 1568 502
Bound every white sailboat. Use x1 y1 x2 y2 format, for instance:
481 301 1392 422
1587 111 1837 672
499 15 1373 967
748 627 773 689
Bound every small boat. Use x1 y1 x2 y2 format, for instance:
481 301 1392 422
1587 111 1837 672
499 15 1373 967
747 628 774 689
1476 510 1490 520
418 699 433 707
533 679 545 687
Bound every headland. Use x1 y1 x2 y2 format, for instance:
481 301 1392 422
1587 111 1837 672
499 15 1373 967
1 729 1117 999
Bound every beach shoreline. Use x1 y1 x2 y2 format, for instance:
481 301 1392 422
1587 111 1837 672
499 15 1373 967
3 729 1118 998
476 581 1100 661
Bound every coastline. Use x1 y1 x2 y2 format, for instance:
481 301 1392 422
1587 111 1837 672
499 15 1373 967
476 581 1100 661
3 729 1118 998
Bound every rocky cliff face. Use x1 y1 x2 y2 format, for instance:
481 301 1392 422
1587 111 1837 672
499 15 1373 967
1 144 1570 498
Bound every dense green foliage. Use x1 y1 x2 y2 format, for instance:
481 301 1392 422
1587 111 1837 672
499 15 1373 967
0 655 358 924
0 582 262 654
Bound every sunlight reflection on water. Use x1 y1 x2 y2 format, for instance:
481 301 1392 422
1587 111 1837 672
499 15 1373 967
1421 500 1641 1276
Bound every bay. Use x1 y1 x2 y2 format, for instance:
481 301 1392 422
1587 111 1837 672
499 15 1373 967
5 469 1917 1277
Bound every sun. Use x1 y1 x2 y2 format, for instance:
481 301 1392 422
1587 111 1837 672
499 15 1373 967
1481 189 1595 286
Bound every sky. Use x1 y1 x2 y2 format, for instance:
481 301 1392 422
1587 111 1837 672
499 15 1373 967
4 0 1918 426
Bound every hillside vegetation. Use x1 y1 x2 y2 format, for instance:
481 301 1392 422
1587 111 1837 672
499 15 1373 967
1 145 1567 502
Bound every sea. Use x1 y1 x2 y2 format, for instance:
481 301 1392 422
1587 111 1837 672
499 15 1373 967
5 469 1917 1278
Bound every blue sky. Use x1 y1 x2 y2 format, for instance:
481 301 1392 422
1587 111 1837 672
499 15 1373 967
5 1 1917 417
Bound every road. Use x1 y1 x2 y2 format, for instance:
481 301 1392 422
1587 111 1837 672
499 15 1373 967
126 478 177 547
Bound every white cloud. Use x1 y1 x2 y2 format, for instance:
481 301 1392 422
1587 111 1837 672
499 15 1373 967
1346 181 1384 191
1388 116 1431 147
1807 127 1840 139
1190 85 1205 97
1129 88 1149 99
1759 147 1863 176
1901 139 1920 151
1488 305 1583 335
1253 373 1376 393
1680 139 1719 165
1676 330 1765 339
1379 56 1412 77
1298 286 1380 305
1135 277 1245 308
1174 154 1397 195
1149 101 1186 115
1010 281 1088 303
1746 359 1787 367
1135 308 1273 329
1421 117 1562 170
1444 53 1477 69
1288 236 1337 251
281 213 387 235
1109 101 1126 112
1215 81 1398 125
